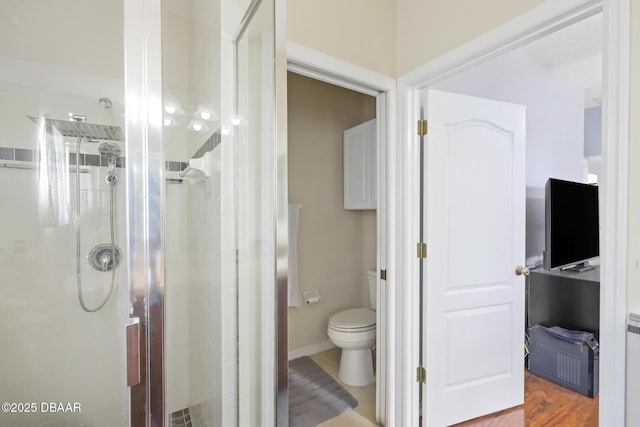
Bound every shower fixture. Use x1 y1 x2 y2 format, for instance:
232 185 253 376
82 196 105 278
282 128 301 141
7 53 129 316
88 243 123 272
27 97 124 313
26 115 125 142
99 142 122 187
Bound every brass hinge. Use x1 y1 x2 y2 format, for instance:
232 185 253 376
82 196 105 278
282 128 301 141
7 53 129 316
417 119 428 136
417 242 427 259
380 269 387 281
417 366 427 383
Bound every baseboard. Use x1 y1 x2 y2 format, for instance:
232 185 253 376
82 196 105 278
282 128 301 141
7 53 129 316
288 340 336 361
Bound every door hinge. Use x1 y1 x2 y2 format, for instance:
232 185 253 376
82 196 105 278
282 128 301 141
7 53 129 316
417 366 427 383
417 119 428 136
417 242 427 259
380 269 387 281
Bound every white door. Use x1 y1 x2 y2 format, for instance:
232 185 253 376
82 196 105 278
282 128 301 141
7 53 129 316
421 89 526 426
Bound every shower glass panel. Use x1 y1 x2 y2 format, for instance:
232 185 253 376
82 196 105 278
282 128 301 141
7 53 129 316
0 2 129 426
161 0 229 425
235 0 278 424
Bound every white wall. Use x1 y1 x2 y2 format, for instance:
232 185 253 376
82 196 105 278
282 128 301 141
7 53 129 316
0 0 123 79
433 48 585 263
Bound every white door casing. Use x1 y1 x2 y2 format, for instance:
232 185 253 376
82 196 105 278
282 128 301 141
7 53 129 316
422 89 526 426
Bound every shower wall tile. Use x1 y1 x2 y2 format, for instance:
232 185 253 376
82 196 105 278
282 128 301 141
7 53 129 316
14 148 32 161
85 154 100 167
0 144 188 176
165 182 190 414
221 144 233 181
0 146 14 160
0 167 129 427
166 160 181 172
69 152 85 166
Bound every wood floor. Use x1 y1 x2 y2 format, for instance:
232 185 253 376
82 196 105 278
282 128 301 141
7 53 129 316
453 370 598 427
311 348 599 426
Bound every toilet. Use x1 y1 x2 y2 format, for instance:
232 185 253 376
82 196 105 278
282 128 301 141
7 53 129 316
327 270 377 386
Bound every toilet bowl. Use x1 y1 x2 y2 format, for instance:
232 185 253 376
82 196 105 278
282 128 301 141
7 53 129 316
327 271 377 386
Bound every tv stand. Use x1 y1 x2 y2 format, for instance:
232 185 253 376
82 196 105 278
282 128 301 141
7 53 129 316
527 266 600 339
561 262 595 273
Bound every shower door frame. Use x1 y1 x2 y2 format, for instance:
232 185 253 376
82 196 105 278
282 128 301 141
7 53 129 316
123 0 285 425
124 0 165 425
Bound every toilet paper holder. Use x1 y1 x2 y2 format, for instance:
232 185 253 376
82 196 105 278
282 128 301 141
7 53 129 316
303 289 321 304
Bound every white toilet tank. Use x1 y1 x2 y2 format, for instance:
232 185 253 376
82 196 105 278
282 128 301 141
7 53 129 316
366 270 377 309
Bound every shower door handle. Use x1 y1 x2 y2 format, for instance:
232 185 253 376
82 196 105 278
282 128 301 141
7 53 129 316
126 317 141 387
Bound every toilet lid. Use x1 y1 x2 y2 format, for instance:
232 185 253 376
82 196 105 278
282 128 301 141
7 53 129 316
329 308 376 331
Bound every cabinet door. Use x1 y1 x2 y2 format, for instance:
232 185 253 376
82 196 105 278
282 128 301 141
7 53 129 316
344 119 376 209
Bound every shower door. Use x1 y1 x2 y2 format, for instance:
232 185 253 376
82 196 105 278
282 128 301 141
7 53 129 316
0 2 130 426
235 0 283 424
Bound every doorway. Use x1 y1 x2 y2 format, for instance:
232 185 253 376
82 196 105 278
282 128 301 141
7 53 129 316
400 1 629 425
286 71 378 423
422 13 602 424
284 45 396 425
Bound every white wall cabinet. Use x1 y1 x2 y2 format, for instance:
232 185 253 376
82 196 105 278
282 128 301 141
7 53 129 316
343 119 376 210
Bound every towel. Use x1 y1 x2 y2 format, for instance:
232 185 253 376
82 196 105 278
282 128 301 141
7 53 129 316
38 118 70 227
288 203 302 307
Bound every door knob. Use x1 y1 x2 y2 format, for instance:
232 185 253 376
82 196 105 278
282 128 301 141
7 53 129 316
515 265 530 276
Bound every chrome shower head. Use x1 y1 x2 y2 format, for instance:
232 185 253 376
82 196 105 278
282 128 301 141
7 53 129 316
27 115 124 142
98 142 122 159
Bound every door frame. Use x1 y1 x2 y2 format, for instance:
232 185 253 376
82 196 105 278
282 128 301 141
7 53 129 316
285 41 396 425
397 0 629 425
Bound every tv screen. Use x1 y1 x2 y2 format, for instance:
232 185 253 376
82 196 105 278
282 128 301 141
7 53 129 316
543 178 599 270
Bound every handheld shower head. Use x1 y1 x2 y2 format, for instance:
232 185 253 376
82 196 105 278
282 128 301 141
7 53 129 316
98 142 122 159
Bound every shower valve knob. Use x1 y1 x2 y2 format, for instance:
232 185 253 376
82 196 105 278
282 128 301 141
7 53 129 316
88 244 123 272
105 175 120 187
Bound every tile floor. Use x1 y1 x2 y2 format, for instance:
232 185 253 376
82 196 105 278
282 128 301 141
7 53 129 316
310 348 379 426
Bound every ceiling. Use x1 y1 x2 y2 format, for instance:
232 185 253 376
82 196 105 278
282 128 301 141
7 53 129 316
523 13 603 109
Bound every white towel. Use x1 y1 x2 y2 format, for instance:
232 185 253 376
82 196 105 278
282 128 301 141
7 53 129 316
38 118 70 227
288 203 302 307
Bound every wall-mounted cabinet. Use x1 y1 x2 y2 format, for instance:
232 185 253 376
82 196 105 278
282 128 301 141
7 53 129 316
343 119 376 210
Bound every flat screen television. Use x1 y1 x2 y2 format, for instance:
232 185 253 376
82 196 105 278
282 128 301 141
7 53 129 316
543 178 599 271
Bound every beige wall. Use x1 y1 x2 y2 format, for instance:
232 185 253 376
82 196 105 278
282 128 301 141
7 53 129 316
287 0 396 77
628 4 640 315
286 1 554 78
288 72 376 353
395 0 545 75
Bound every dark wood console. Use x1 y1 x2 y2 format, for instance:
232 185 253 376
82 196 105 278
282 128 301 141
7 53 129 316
526 266 600 339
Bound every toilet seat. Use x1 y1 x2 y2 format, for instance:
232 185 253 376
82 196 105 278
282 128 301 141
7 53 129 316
328 308 375 332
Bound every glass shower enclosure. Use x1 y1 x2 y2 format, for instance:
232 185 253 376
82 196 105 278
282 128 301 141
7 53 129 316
0 0 279 425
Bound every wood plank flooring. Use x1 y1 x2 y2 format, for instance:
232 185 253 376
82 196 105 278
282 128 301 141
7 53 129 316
454 370 598 427
310 348 599 426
